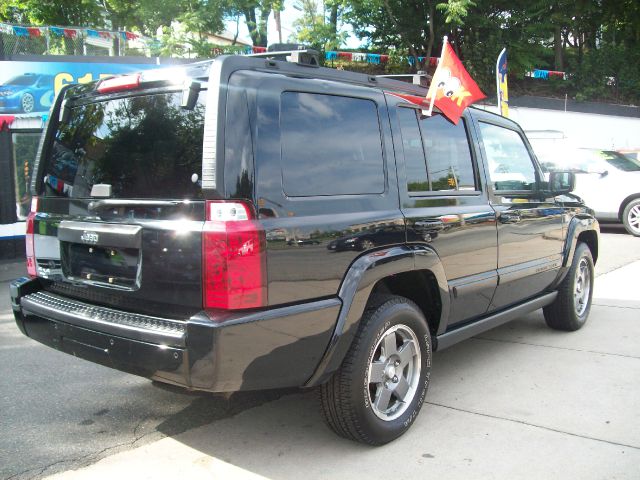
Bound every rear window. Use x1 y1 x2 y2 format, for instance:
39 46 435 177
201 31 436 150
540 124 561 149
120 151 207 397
280 92 385 197
42 91 206 199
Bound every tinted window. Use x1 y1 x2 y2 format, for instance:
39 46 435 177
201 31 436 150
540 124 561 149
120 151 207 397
13 132 39 220
280 92 384 196
397 108 429 192
42 92 206 199
419 114 476 191
7 75 36 86
224 84 254 199
479 123 537 191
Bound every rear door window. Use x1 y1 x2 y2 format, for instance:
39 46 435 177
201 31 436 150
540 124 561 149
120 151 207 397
396 108 476 193
420 114 476 191
42 92 206 199
280 92 385 196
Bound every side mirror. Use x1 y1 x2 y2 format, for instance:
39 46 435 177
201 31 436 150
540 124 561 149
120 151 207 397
549 171 575 195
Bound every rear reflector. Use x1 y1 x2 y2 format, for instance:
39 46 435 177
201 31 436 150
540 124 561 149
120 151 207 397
203 201 267 310
97 74 141 94
25 197 38 277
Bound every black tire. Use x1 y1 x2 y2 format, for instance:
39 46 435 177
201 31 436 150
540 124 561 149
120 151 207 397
543 242 594 331
622 199 640 237
319 296 432 445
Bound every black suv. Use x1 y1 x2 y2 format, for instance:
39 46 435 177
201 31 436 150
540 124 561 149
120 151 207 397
10 54 599 445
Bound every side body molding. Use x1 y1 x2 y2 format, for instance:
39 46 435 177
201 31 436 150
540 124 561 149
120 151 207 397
305 245 450 387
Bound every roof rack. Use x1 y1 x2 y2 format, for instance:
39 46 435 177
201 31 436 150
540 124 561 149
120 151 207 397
245 49 320 67
377 72 431 87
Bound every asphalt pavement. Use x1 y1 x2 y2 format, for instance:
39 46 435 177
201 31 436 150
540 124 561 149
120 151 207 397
1 227 639 480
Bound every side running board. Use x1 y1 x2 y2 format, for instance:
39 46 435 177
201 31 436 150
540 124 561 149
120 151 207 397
435 292 557 350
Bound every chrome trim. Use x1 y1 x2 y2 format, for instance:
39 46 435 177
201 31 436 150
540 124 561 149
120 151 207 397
58 221 142 248
202 59 223 190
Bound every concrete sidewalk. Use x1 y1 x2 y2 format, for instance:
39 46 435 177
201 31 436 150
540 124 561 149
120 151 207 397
43 261 640 480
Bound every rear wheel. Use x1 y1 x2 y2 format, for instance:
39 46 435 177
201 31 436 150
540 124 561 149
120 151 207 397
319 296 431 445
359 239 375 251
622 199 640 237
543 242 594 331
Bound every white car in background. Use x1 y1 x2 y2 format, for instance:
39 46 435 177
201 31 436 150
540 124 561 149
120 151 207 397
538 149 640 237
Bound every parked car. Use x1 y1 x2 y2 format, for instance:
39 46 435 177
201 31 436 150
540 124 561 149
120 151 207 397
11 55 599 445
0 73 54 113
328 226 405 251
539 149 640 236
617 149 640 162
287 238 320 246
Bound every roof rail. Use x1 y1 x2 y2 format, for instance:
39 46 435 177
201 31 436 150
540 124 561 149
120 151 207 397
377 72 431 87
245 49 320 67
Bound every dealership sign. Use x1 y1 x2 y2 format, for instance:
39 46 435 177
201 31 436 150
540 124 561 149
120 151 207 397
0 60 163 116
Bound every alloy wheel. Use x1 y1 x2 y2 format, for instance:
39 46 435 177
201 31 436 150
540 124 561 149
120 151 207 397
574 257 591 317
367 324 421 421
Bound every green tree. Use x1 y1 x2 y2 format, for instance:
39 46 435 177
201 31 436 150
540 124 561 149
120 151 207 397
0 0 102 26
227 0 282 47
345 0 453 70
290 0 347 50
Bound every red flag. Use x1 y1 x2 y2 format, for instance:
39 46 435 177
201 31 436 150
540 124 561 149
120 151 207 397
427 41 485 124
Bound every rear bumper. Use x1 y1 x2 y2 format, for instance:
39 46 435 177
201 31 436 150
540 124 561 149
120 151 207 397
10 277 340 392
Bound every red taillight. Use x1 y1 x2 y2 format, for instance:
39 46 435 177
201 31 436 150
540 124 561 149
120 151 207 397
203 201 267 310
25 197 38 277
97 73 141 94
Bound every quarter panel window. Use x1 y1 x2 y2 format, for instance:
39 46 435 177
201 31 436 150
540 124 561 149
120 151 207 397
479 122 537 191
280 92 385 197
397 108 429 192
13 132 40 220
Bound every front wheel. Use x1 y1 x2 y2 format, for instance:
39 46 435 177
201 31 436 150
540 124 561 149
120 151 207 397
622 199 640 237
319 296 432 445
543 242 594 331
21 93 35 113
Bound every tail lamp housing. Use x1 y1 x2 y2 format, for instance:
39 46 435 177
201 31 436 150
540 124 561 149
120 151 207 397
202 201 267 310
25 197 38 277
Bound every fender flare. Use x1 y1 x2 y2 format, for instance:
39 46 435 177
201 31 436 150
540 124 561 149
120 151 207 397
563 214 599 268
304 245 449 387
548 214 599 290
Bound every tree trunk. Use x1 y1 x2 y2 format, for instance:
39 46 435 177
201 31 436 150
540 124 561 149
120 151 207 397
329 3 338 36
257 7 271 47
232 15 240 45
274 10 282 43
244 8 259 46
426 0 434 63
554 25 563 70
382 0 419 72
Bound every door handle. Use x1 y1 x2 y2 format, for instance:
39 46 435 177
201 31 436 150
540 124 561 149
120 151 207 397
499 211 521 224
414 220 445 232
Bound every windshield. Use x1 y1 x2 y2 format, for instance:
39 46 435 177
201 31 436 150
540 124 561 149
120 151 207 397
4 75 37 86
539 149 640 173
42 91 206 199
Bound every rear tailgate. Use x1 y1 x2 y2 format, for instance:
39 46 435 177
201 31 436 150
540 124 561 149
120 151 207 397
31 85 207 319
